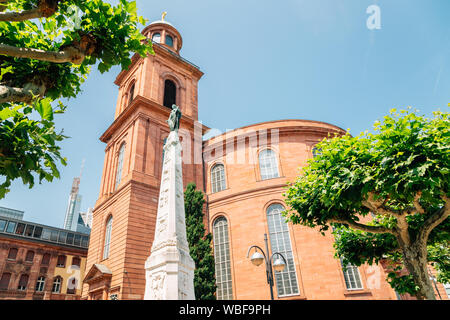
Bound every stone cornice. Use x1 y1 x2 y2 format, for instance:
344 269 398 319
99 95 209 144
203 122 346 151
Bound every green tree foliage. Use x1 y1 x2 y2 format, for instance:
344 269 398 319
284 108 449 300
184 182 216 300
0 0 153 198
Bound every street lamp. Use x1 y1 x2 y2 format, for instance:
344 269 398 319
247 233 288 300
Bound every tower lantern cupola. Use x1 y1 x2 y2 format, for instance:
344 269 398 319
142 12 183 54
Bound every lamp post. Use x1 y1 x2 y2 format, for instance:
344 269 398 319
246 233 288 300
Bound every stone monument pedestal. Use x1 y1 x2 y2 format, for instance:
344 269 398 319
144 130 195 300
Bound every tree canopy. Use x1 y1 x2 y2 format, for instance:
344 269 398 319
0 0 153 198
284 108 449 300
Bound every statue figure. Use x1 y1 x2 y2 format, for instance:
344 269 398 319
167 104 181 132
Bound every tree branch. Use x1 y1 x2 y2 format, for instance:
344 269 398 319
328 217 397 235
413 191 425 214
0 7 41 22
417 194 450 244
362 192 400 216
0 0 59 22
0 43 85 64
0 83 45 104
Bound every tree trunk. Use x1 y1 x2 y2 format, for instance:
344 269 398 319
401 242 436 300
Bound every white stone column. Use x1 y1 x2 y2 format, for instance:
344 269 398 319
144 130 195 300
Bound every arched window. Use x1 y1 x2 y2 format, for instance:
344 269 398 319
35 276 45 292
211 164 226 193
103 216 113 260
52 277 62 293
340 259 363 290
7 248 18 260
266 204 299 297
163 79 176 108
259 149 279 180
127 83 135 106
25 250 34 262
213 217 233 300
115 143 126 190
165 35 173 47
0 273 11 290
17 274 29 291
152 32 161 43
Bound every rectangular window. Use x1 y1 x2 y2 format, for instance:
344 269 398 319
0 219 6 232
33 226 42 238
17 274 29 291
58 231 67 243
66 233 74 245
74 234 81 246
15 223 25 235
41 228 51 240
50 230 58 242
5 221 16 233
0 273 11 290
81 236 89 248
25 224 34 237
56 255 66 268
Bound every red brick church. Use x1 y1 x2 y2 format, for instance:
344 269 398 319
81 18 447 300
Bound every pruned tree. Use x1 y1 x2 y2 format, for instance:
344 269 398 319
284 108 449 300
0 0 153 198
184 182 216 300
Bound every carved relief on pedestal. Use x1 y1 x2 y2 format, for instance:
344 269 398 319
149 272 166 300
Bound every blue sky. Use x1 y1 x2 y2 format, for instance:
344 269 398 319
1 0 449 227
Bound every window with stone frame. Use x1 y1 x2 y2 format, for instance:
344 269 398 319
340 259 363 290
115 143 126 190
56 255 66 268
259 149 280 180
163 79 176 108
127 82 135 106
7 248 18 260
72 257 81 267
266 203 299 297
52 277 62 293
41 253 51 265
25 250 35 263
17 274 29 291
213 217 233 300
35 276 45 292
103 216 113 260
0 273 11 290
211 164 226 193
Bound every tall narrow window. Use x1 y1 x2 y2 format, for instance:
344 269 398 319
25 250 35 263
35 277 45 292
211 164 226 193
17 274 29 291
52 277 62 293
340 259 363 290
41 253 51 265
7 248 18 260
213 217 233 300
259 149 279 180
115 143 125 190
0 273 11 290
103 216 113 260
266 204 299 297
128 83 135 106
163 79 176 108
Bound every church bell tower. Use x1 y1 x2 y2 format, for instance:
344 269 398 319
82 15 207 300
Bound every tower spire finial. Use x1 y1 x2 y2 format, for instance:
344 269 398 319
162 11 167 21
